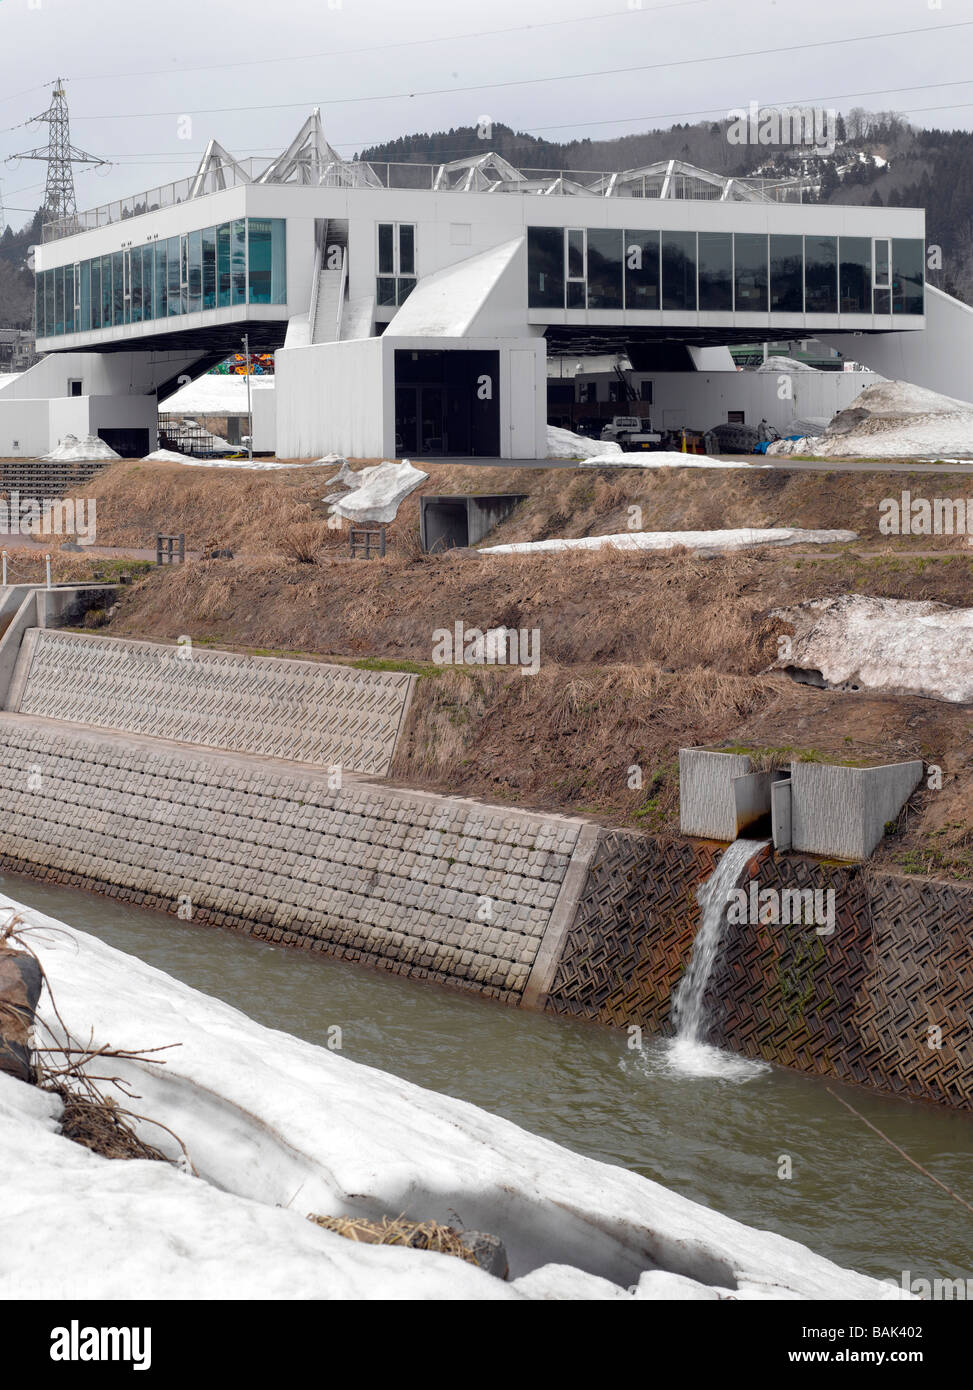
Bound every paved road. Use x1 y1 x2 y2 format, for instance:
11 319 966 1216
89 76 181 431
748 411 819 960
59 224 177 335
428 455 973 473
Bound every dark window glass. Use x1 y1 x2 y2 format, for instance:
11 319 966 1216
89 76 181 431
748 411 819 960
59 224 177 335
90 259 101 330
567 228 585 280
378 223 394 276
624 231 660 310
44 270 54 337
527 227 564 308
167 236 181 315
154 242 166 319
79 261 89 332
202 226 217 309
64 265 75 334
231 220 247 305
269 218 286 303
586 228 623 309
398 224 414 276
397 276 416 305
35 273 44 338
130 248 142 323
141 247 153 321
187 229 203 311
697 232 733 311
567 280 586 308
805 236 837 313
112 251 125 326
639 380 653 402
662 231 696 311
217 223 231 307
54 266 64 335
892 238 924 315
734 233 768 312
376 277 397 307
770 234 803 312
101 255 112 328
839 236 871 313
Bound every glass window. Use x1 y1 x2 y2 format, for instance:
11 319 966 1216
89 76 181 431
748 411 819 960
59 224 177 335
141 246 154 321
202 226 217 310
376 276 397 307
101 255 112 328
838 237 871 313
378 223 395 276
734 233 767 312
217 223 231 307
64 265 75 334
892 238 924 315
35 274 44 338
770 234 803 312
586 228 623 310
167 236 181 315
396 277 416 305
130 248 142 324
53 264 64 335
90 259 101 330
566 228 585 280
805 236 837 313
231 220 247 305
188 229 203 311
398 224 414 277
269 218 286 304
697 232 733 311
45 270 55 338
527 227 564 308
112 251 125 326
154 242 166 319
873 238 891 314
662 231 696 311
247 219 272 303
624 231 659 310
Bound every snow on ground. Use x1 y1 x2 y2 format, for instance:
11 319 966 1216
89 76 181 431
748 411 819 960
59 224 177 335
328 460 428 523
771 594 973 703
161 456 315 471
756 356 817 373
483 528 856 556
143 448 202 465
767 380 973 459
547 425 623 459
42 434 120 463
579 451 771 469
0 898 907 1301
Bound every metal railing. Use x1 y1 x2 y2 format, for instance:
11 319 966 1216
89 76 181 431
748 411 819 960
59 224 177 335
43 159 811 241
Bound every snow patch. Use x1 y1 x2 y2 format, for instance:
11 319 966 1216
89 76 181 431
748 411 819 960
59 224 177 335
0 898 907 1301
547 425 623 459
483 528 856 556
328 459 428 524
771 594 973 703
767 380 973 459
580 451 772 470
42 434 120 463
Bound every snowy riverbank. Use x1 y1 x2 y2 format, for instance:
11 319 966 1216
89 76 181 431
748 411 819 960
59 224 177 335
0 897 909 1301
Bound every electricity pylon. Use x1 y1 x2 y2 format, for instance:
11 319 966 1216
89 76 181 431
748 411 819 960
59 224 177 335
8 79 106 223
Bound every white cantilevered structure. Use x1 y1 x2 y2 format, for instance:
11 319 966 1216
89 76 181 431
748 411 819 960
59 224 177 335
3 110 964 460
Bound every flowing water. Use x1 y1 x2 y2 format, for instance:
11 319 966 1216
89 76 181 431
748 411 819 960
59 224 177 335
5 870 971 1289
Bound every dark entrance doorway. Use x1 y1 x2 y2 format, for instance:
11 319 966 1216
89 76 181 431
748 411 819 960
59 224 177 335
394 350 499 457
98 427 151 458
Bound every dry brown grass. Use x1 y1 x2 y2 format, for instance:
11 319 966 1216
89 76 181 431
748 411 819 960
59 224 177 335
307 1213 481 1266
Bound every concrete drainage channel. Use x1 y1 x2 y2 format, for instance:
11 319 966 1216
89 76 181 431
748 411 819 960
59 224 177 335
0 619 967 1109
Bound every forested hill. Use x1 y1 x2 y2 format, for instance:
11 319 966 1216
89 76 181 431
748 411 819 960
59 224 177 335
0 210 43 329
359 111 973 302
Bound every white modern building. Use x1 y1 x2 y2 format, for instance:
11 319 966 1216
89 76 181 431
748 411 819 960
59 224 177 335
2 110 968 461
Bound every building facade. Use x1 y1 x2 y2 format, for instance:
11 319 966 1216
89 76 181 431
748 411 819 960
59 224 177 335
1 111 962 460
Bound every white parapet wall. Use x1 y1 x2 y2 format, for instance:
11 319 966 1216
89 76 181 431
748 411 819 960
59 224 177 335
789 760 924 860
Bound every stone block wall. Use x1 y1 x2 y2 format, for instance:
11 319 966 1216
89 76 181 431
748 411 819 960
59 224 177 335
10 631 415 775
0 716 583 1001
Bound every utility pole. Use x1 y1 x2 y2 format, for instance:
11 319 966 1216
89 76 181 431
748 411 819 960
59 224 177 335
7 79 106 226
242 334 253 462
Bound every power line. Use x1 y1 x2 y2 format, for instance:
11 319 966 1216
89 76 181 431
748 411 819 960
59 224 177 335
62 19 973 124
6 80 107 221
70 0 709 84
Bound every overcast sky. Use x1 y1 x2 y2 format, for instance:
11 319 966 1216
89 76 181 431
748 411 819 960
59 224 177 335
1 0 970 219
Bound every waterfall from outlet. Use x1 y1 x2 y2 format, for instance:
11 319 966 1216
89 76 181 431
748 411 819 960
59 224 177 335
671 837 769 1046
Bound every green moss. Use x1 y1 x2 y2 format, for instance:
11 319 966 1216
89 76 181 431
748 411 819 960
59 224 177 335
350 657 444 678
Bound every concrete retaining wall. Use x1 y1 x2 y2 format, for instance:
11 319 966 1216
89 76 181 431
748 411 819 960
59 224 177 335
8 631 416 775
0 715 585 1001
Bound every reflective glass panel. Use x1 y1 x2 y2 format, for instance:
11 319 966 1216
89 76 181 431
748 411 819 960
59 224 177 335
112 251 125 326
697 232 732 311
839 236 871 313
188 229 203 311
398 224 415 276
662 231 696 311
805 236 837 313
217 224 231 307
231 220 247 306
586 228 623 309
734 233 768 312
378 224 394 276
624 231 660 310
527 227 564 308
770 234 803 312
202 226 217 310
167 236 181 315
892 239 924 315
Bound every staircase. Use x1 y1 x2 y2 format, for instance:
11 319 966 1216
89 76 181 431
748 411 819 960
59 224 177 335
312 221 348 344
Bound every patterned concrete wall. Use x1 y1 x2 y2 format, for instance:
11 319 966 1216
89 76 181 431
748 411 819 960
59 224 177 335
10 631 414 775
0 716 583 1001
545 829 973 1110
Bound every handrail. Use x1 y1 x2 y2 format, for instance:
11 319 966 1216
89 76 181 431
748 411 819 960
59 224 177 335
335 246 348 342
306 237 323 344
